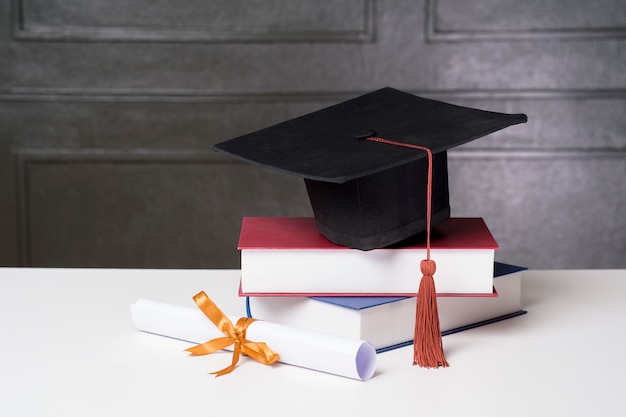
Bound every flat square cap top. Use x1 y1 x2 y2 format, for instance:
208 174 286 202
213 87 527 183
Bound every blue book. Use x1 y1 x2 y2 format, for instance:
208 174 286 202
247 262 527 352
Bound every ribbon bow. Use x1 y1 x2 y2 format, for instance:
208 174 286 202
185 291 280 376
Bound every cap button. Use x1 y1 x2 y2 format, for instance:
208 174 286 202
354 129 377 140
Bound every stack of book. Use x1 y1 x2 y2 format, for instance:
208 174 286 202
238 216 527 352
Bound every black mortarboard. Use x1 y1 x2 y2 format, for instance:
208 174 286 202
214 87 527 250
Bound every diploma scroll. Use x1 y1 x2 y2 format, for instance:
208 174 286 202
131 299 377 381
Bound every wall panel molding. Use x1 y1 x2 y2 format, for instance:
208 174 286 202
14 147 624 268
426 0 626 42
14 148 235 266
3 87 626 103
13 0 376 43
448 149 626 160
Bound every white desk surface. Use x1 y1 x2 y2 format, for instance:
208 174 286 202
1 268 625 417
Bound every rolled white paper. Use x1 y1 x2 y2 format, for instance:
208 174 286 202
131 298 377 381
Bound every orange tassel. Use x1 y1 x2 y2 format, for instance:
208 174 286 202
365 136 448 368
413 259 448 368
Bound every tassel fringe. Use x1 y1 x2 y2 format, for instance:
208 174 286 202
413 259 449 368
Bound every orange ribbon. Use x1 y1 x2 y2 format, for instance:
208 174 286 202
185 291 280 376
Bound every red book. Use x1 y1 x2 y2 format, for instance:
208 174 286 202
238 217 498 296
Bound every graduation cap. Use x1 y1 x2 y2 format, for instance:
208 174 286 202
213 87 527 250
214 87 527 368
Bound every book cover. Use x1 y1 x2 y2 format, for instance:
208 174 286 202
239 217 499 295
247 262 527 352
239 216 499 250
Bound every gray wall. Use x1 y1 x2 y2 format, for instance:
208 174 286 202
1 0 625 269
